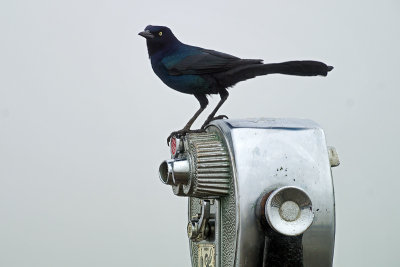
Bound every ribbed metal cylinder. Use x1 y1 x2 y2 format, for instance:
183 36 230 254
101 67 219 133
183 132 231 197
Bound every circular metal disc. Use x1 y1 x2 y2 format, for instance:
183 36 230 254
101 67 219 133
265 186 314 236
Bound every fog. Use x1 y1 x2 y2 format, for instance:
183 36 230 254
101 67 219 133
1 1 399 266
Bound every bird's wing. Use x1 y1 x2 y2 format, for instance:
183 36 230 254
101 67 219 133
164 48 262 75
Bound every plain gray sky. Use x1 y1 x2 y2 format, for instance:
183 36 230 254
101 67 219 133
1 0 399 266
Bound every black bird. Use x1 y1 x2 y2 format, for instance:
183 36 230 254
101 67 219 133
139 25 333 144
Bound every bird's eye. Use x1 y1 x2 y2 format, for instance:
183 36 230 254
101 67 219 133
159 31 163 36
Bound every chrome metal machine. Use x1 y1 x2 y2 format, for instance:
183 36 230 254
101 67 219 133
159 118 339 267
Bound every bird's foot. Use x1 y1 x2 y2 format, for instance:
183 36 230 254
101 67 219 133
201 115 229 129
167 128 206 145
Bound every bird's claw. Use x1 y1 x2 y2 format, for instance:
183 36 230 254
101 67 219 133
201 115 229 129
167 128 206 145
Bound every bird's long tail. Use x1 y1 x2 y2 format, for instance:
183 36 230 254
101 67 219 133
218 60 333 88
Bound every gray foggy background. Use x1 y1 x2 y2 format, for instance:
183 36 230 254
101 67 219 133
1 0 399 266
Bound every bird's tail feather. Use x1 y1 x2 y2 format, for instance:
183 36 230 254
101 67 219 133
218 60 333 88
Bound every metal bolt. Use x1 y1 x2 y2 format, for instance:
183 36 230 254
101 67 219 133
279 201 300 222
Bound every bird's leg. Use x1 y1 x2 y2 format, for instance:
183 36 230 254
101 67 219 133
201 89 229 129
167 94 208 145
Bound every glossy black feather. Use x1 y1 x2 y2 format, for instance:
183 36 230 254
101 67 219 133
215 60 333 88
168 48 262 76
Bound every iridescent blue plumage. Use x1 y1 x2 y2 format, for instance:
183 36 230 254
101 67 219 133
150 45 214 94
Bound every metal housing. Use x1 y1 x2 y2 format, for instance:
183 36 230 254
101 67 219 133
188 118 336 266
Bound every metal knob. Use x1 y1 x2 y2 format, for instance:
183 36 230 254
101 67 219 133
159 132 232 198
265 186 314 236
159 159 190 185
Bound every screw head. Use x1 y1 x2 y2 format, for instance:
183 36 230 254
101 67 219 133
279 200 300 222
187 222 198 240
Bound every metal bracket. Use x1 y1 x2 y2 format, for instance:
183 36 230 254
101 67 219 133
187 200 211 242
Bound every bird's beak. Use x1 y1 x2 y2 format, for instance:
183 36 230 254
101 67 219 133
138 30 154 39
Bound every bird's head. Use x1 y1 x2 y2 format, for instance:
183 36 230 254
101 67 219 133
139 25 180 57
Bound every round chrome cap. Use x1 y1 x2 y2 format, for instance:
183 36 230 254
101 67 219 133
265 186 314 236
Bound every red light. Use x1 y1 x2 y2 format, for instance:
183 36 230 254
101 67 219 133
171 137 176 156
